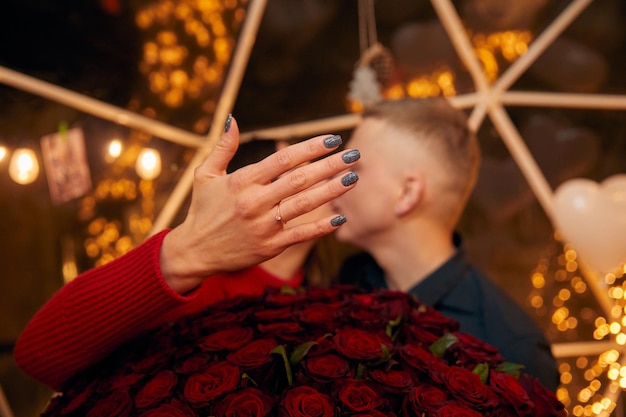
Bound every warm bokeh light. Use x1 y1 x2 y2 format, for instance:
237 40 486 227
530 236 626 414
136 0 247 113
0 146 7 162
107 139 123 161
135 148 162 180
347 29 533 111
8 148 39 185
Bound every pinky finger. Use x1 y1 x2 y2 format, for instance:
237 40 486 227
278 214 347 246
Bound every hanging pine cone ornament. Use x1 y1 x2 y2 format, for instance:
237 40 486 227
365 43 396 87
347 66 383 109
347 43 397 111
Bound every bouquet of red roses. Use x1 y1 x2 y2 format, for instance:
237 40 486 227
41 285 565 417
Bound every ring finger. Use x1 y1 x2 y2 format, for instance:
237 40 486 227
273 170 359 225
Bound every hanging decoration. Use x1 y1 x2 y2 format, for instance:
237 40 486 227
40 123 92 205
347 0 395 111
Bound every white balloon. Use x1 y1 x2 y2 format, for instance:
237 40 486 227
553 175 626 273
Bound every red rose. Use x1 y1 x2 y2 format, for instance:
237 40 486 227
297 303 340 327
278 386 335 417
336 379 385 412
138 399 195 416
352 291 412 324
431 401 483 417
519 374 567 417
257 321 303 342
130 347 175 374
305 334 339 357
444 366 499 410
254 306 293 321
427 361 451 386
346 303 387 327
196 309 242 328
134 370 177 408
335 378 385 412
302 354 353 383
446 333 505 368
212 387 274 417
373 290 413 321
404 323 442 345
368 368 415 394
401 384 448 415
176 355 213 374
86 389 132 417
489 370 532 414
183 361 240 405
408 306 459 337
303 286 345 302
399 344 445 374
226 338 278 368
110 372 144 390
217 293 259 310
333 328 393 361
265 291 307 306
352 411 397 417
41 285 568 417
199 326 254 351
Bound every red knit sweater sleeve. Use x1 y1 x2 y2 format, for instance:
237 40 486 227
13 229 194 391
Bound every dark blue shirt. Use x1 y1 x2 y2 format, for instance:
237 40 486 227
338 246 560 391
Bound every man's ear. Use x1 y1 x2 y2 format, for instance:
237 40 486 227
395 175 423 216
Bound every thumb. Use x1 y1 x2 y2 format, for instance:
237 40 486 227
199 114 240 178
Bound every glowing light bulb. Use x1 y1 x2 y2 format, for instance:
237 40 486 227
135 148 161 180
0 146 7 162
9 148 39 184
107 139 123 161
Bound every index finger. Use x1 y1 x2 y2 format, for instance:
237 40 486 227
248 134 343 184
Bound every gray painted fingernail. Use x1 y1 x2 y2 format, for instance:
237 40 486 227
342 149 360 164
323 134 342 148
331 215 347 227
341 171 359 187
224 113 233 132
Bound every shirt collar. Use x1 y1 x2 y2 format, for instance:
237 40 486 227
407 233 470 306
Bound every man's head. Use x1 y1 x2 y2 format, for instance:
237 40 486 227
332 98 480 250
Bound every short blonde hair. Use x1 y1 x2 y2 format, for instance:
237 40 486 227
362 98 481 226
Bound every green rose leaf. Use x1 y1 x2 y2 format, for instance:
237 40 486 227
271 345 293 386
472 362 489 384
497 361 525 378
386 315 403 339
356 363 367 379
280 285 297 295
289 341 318 366
430 333 459 358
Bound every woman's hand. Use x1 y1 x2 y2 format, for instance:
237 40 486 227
161 115 360 294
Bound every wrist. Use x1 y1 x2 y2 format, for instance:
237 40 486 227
160 228 206 294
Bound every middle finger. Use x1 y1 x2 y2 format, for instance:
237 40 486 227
269 148 361 204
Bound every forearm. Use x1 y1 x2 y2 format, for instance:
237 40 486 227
14 229 194 390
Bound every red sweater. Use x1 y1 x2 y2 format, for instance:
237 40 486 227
13 229 303 391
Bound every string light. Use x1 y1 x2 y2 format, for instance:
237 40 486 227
531 235 626 415
372 30 533 106
106 139 123 162
8 148 40 185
